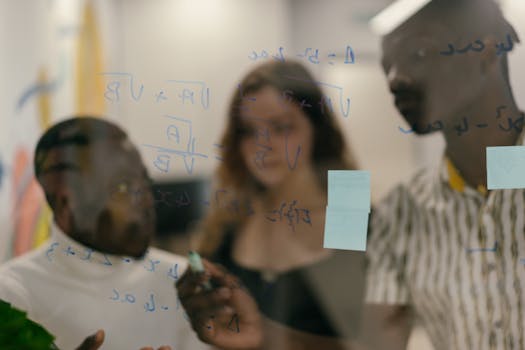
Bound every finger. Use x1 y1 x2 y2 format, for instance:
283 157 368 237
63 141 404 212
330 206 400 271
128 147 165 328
189 314 219 344
175 265 192 288
75 329 105 350
186 258 237 287
185 303 236 331
187 311 217 337
185 303 235 331
229 285 262 324
177 259 243 297
176 270 212 299
158 346 172 350
201 260 229 279
183 286 232 308
140 347 153 350
202 260 244 290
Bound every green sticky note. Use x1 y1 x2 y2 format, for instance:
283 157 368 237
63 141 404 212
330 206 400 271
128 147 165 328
323 208 368 251
487 146 525 189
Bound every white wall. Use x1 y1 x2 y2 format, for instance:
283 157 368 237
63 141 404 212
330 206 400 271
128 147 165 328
503 0 525 105
110 0 292 181
0 0 54 261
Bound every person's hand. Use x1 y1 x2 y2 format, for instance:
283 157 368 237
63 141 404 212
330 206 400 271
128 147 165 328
176 260 262 350
75 330 104 350
75 329 172 350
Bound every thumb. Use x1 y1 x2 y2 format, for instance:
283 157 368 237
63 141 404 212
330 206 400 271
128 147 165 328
76 329 105 350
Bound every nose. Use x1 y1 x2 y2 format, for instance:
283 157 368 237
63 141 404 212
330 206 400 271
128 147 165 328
386 65 414 93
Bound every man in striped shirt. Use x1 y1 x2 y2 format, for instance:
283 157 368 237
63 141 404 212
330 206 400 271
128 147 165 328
365 0 525 349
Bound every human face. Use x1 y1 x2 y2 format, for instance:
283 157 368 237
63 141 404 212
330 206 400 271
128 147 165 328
48 139 155 258
238 86 314 190
381 18 486 134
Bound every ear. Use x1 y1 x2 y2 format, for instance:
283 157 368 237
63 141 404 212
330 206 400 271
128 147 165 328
52 186 74 234
39 172 74 232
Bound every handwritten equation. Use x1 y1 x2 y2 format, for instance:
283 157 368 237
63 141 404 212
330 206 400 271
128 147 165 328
45 241 241 332
153 189 193 208
143 115 210 175
248 45 356 66
45 241 180 281
440 34 514 57
102 66 352 178
265 200 312 232
277 77 351 118
110 289 179 313
238 80 349 137
154 186 312 230
211 190 312 231
109 289 240 333
141 113 307 176
101 72 210 110
398 106 523 135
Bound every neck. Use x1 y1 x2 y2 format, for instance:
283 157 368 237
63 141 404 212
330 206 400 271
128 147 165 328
259 167 326 211
442 84 521 188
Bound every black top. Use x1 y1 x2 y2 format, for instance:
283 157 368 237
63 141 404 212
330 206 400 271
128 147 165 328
211 230 366 338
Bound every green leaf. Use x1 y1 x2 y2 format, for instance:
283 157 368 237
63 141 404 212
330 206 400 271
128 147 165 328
0 299 58 349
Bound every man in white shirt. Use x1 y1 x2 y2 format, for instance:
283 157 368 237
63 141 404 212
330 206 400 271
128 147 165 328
0 117 208 350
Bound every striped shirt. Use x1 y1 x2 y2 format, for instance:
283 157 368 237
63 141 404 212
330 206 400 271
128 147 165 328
366 146 525 349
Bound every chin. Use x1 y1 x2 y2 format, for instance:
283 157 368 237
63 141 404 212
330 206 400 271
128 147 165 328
122 239 150 258
130 246 149 259
250 167 285 187
120 226 152 258
253 173 286 190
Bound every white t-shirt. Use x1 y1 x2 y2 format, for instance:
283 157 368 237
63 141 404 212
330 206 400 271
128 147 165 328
0 223 208 350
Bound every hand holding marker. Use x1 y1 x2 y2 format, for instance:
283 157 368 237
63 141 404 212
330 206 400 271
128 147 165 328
188 251 213 291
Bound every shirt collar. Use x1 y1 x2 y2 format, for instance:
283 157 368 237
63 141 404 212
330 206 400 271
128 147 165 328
444 158 488 195
442 127 525 195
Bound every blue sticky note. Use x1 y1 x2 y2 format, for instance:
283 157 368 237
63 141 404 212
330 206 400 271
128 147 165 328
324 208 368 251
328 170 370 211
487 146 525 189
